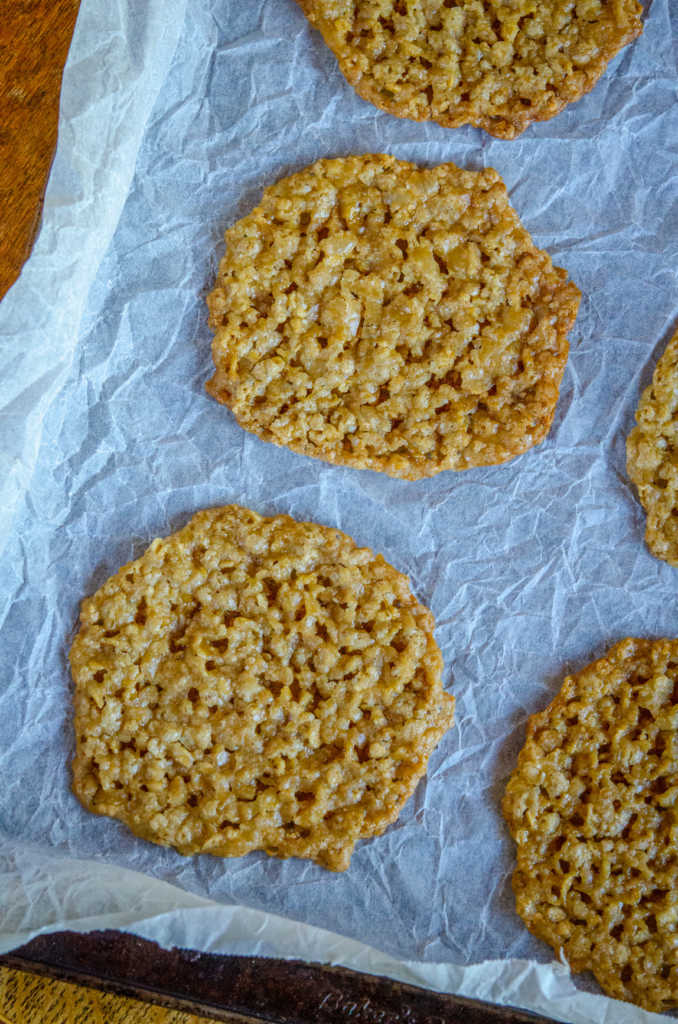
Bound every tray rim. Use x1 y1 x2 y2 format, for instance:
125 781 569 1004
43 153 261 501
0 929 557 1024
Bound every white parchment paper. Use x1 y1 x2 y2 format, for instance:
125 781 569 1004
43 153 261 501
1 1 677 1020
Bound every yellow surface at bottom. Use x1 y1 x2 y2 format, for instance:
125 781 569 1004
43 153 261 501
0 967 220 1024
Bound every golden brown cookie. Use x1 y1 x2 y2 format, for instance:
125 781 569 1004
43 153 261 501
296 0 643 139
627 327 678 568
503 638 678 1012
207 155 580 479
70 505 454 871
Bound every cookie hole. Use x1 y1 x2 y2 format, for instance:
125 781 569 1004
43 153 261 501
637 707 654 726
299 211 310 229
610 923 624 941
140 784 148 792
113 780 123 790
252 293 272 316
290 680 302 702
309 685 322 712
296 791 314 803
404 282 423 297
103 629 119 639
317 226 330 242
209 705 218 714
355 743 370 764
187 794 198 807
620 964 633 984
566 715 578 726
316 622 329 641
93 670 105 683
268 680 283 698
284 823 310 838
436 401 451 414
318 336 328 350
661 965 671 979
220 819 239 830
395 238 408 257
261 577 279 602
650 776 669 795
424 83 433 104
187 687 200 703
443 369 461 389
205 660 216 671
134 597 148 625
433 253 448 275
284 282 298 295
558 859 570 874
570 813 584 827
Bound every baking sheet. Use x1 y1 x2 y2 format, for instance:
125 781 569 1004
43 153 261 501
1 1 677 1021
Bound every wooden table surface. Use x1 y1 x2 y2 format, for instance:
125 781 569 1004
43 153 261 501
0 965 217 1024
0 6 557 1024
0 0 81 299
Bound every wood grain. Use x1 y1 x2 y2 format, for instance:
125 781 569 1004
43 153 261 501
0 0 81 300
0 966 220 1024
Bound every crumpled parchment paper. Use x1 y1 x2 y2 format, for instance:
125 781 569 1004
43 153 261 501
1 1 677 1021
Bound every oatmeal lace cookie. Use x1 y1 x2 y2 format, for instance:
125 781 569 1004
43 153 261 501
503 638 678 1012
70 505 454 871
207 155 580 480
295 0 643 139
627 327 678 568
